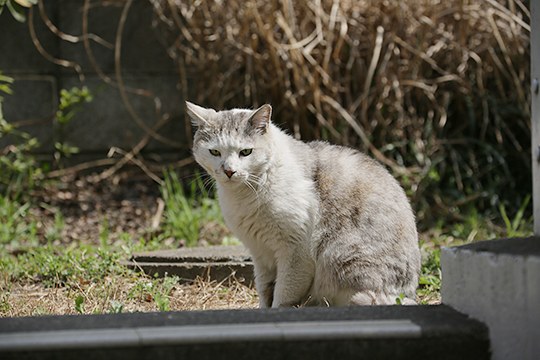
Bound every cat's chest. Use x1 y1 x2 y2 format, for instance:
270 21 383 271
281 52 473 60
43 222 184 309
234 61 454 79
218 182 317 244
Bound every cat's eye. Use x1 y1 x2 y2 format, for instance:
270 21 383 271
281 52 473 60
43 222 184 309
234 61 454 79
209 149 221 156
239 149 253 157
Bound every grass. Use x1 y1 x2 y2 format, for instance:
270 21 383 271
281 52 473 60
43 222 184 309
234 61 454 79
0 174 255 317
0 237 258 316
0 171 534 315
160 171 228 246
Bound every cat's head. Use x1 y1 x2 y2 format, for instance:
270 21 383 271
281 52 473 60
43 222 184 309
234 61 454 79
187 102 273 186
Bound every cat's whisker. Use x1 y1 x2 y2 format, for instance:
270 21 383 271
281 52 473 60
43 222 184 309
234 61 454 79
243 178 260 201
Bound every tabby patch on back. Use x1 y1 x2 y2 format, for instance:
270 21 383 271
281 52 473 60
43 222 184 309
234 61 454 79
187 101 421 307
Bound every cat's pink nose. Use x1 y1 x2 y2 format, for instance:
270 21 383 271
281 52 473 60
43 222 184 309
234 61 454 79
224 169 236 178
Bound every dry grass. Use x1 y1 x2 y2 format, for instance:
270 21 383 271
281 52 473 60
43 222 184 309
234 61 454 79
2 275 442 317
152 0 531 223
1 276 258 317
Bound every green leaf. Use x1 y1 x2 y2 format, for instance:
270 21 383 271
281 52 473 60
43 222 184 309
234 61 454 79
7 0 27 22
0 74 14 83
15 0 38 6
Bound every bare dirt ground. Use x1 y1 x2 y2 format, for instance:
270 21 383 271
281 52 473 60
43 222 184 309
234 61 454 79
33 171 162 246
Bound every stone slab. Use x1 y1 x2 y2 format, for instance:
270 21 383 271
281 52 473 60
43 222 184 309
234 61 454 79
131 245 251 263
0 305 490 360
121 260 254 284
441 237 540 360
124 245 253 283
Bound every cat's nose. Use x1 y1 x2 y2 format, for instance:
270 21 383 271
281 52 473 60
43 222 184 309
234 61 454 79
224 169 236 178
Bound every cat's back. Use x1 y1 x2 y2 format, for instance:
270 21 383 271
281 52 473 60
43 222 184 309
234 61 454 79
307 141 406 204
306 141 417 243
307 141 420 300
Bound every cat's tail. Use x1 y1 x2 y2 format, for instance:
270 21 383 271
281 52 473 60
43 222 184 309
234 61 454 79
350 291 417 306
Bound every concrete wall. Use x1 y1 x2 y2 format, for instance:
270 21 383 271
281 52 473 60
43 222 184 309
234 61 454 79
0 0 188 157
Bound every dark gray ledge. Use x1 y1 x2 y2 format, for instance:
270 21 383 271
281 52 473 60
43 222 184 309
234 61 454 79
0 305 489 360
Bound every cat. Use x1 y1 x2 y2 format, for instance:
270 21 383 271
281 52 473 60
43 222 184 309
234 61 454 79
187 101 421 307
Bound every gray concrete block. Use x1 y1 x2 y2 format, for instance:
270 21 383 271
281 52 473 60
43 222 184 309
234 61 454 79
60 75 186 153
526 256 540 359
0 2 58 74
133 245 251 263
124 245 253 283
0 75 57 151
122 261 254 283
57 0 176 75
442 237 540 360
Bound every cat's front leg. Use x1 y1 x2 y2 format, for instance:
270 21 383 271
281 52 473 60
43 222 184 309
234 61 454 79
253 259 276 308
272 247 315 307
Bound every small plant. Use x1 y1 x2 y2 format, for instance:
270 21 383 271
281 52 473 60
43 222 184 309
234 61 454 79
417 249 442 304
45 211 65 245
54 86 92 164
99 219 110 247
153 275 179 312
108 300 124 314
74 294 85 314
0 195 38 248
0 72 43 199
499 195 532 238
2 243 123 287
0 278 10 313
127 275 179 312
160 170 223 246
0 0 37 22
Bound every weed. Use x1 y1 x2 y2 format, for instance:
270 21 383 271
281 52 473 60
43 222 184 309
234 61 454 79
417 249 442 304
0 195 38 248
74 294 85 314
54 86 92 165
160 170 223 246
0 279 10 312
499 195 532 238
99 219 110 247
0 0 37 22
2 243 123 287
45 211 65 244
0 72 43 199
108 300 124 314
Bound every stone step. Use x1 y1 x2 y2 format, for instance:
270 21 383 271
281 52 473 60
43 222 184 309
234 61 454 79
0 305 489 360
121 245 254 283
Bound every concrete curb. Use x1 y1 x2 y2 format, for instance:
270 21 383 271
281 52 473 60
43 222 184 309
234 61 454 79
122 245 254 283
0 305 489 360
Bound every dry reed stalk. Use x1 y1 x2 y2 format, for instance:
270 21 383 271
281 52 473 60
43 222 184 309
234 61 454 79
150 0 530 222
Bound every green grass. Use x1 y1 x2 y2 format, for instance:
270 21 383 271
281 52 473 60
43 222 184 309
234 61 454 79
160 170 224 246
0 168 534 313
1 242 122 287
0 195 38 248
415 198 533 303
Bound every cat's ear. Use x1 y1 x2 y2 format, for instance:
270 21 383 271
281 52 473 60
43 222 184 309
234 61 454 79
249 104 272 134
186 101 214 128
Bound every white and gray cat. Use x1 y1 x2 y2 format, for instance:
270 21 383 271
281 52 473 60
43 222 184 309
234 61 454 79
187 102 421 307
